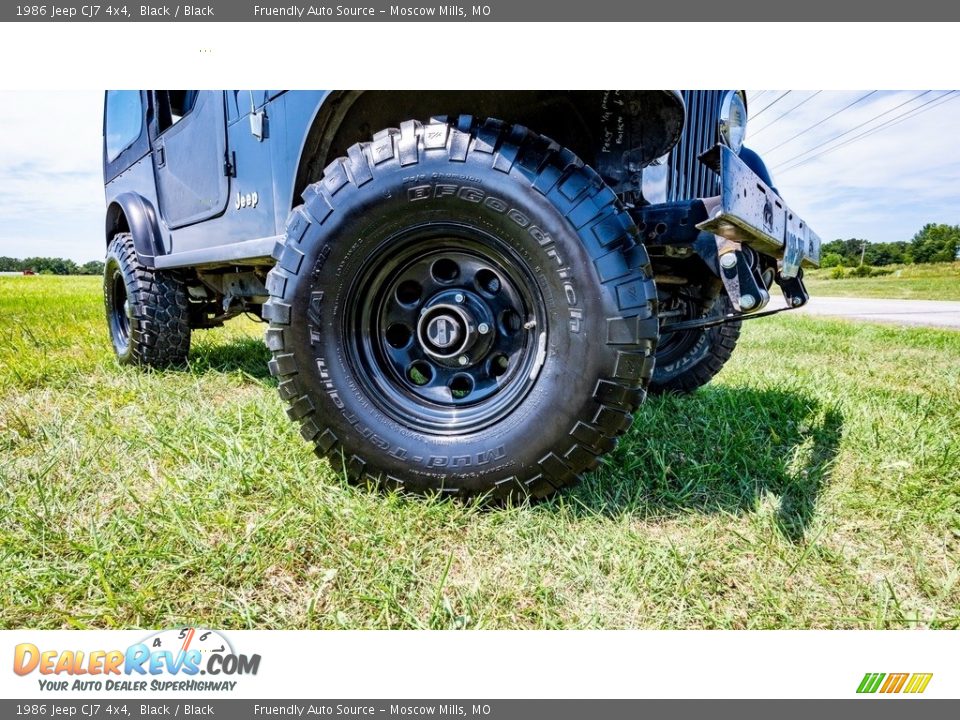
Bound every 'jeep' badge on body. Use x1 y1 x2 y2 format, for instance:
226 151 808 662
235 191 259 209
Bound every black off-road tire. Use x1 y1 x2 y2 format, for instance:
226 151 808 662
264 116 659 499
104 233 191 367
649 292 741 394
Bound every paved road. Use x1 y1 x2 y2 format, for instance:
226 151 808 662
768 296 960 329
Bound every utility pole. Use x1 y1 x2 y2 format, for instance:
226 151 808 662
860 240 867 266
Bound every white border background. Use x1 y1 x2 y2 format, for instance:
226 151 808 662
0 20 956 701
0 22 955 90
0 630 953 698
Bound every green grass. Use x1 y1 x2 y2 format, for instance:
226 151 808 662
805 261 960 300
1 275 959 629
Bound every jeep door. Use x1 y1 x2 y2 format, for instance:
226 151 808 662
151 90 230 230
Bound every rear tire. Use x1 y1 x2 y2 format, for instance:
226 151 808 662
649 292 740 394
264 116 659 499
104 233 190 367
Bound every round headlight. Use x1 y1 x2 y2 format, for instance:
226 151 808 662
719 91 748 154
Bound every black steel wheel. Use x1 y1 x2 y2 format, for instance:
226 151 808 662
107 264 132 356
348 231 547 434
264 117 659 499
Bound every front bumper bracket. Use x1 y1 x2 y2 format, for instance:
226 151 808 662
696 144 821 278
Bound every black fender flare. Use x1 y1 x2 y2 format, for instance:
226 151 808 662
105 192 163 267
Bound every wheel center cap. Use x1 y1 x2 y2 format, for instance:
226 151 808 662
417 302 477 361
426 314 460 349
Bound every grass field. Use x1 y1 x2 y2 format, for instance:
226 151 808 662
804 261 960 300
1 275 959 629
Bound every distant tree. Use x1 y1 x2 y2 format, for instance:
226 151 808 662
819 240 844 256
19 257 80 275
820 238 870 267
910 223 960 264
820 252 844 268
0 257 106 274
864 241 909 266
820 238 920 267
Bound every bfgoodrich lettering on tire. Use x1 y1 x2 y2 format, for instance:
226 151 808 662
264 117 659 499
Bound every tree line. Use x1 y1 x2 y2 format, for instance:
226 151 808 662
0 256 104 275
821 223 960 268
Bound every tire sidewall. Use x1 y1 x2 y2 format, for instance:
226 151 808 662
652 293 740 389
654 325 713 380
104 242 135 364
288 155 617 490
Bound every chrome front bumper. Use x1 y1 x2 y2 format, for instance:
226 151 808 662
696 144 821 278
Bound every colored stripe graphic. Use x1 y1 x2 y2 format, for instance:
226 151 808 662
904 674 933 694
857 672 932 694
880 673 909 693
857 673 885 693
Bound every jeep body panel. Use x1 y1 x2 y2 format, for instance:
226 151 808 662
104 90 332 269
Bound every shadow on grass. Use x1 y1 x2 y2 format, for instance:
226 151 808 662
564 386 843 542
187 337 275 383
181 337 840 542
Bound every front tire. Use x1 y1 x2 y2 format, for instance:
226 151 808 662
264 117 658 499
649 291 741 394
104 233 190 367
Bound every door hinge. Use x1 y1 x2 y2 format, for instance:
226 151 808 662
223 151 236 178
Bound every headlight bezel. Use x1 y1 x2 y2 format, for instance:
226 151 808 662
719 90 748 154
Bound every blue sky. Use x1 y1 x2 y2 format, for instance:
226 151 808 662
0 90 958 262
745 89 960 248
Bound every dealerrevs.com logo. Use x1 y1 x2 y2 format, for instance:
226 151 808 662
13 628 261 692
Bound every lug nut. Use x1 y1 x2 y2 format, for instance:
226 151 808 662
719 253 738 269
454 293 464 303
740 294 756 310
458 355 469 366
478 323 490 335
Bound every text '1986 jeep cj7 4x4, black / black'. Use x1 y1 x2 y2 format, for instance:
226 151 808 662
102 90 820 499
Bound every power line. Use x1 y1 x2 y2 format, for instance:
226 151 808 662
758 91 878 155
777 91 955 174
751 91 791 119
750 91 822 137
777 91 959 176
771 91 932 171
778 91 958 175
878 90 958 131
748 91 769 105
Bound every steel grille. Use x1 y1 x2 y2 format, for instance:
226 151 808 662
667 90 725 201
